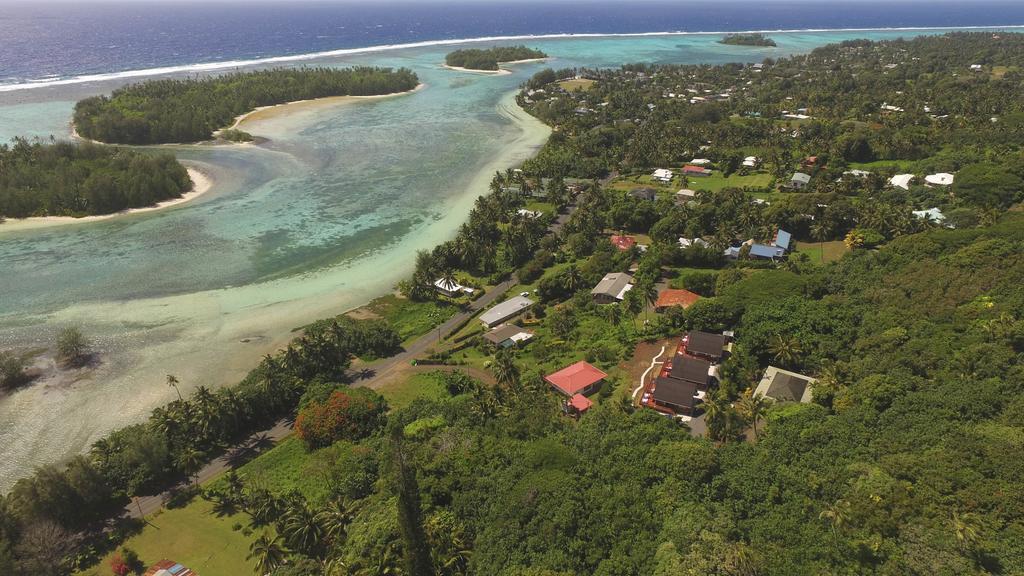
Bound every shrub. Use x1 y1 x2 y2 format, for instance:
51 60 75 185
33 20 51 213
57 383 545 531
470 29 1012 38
295 388 388 450
56 326 90 367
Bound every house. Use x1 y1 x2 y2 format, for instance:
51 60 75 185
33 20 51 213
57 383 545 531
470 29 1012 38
545 360 608 397
924 172 955 186
682 165 712 177
434 278 473 298
651 377 701 416
516 208 543 218
742 156 759 168
689 158 712 166
773 229 792 251
145 560 197 576
568 393 593 415
483 324 534 348
753 366 817 404
748 243 786 260
678 237 709 249
479 295 533 328
970 64 983 71
610 235 637 251
652 168 674 182
591 272 634 304
789 172 811 190
802 156 819 168
655 288 701 312
675 189 697 203
668 355 713 390
685 331 728 362
630 187 658 201
913 207 946 224
890 174 915 190
842 169 871 178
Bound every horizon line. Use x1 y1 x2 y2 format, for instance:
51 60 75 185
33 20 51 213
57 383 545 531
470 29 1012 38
2 24 1022 93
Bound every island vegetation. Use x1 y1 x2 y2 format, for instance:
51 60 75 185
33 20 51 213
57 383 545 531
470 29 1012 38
73 67 419 145
0 139 191 219
444 45 547 71
719 32 777 47
5 32 1024 576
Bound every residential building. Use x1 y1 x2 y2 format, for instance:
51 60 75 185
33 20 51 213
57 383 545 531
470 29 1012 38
685 331 728 362
479 295 534 328
742 156 759 168
689 158 712 166
913 207 947 225
630 187 658 201
748 243 786 260
610 235 637 251
753 366 817 403
890 174 915 190
434 278 472 298
483 324 534 348
651 377 701 416
789 172 811 190
545 360 608 397
773 229 792 251
668 355 713 390
678 237 709 249
652 168 674 182
655 289 701 312
683 165 712 177
145 560 197 576
675 189 697 204
516 208 543 218
591 272 634 304
924 172 955 186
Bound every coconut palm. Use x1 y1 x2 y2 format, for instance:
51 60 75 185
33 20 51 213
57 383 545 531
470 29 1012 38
492 350 520 390
316 498 354 545
282 498 327 556
819 498 851 550
640 280 658 325
563 263 583 293
810 220 830 262
702 395 728 441
247 533 287 575
768 334 803 368
174 446 204 486
950 510 984 554
736 390 769 440
167 374 182 401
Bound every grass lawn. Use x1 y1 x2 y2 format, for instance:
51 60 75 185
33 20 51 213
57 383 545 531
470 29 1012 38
77 499 257 576
524 200 556 214
209 436 333 505
366 294 457 344
607 174 679 192
557 78 597 92
689 171 773 193
796 240 849 264
377 371 449 410
847 159 915 172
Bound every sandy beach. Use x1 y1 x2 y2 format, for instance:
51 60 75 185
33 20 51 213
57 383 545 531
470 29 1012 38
227 83 426 132
0 167 213 232
442 58 549 76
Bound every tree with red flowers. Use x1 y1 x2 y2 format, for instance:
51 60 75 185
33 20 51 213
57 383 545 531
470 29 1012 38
110 553 130 576
295 388 387 449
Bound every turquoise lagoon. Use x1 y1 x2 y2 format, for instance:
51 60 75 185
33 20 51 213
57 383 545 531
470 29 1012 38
0 29 996 488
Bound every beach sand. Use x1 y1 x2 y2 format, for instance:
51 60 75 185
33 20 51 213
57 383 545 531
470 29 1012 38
0 167 213 232
442 58 549 76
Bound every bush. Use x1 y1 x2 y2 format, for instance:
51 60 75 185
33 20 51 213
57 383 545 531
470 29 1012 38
0 352 30 391
295 388 388 450
56 326 90 367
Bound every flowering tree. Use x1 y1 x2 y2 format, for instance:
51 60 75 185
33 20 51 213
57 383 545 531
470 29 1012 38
295 388 387 449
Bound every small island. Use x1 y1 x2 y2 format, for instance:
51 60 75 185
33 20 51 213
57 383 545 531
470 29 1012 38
0 139 192 219
73 66 420 145
444 45 547 72
719 33 777 47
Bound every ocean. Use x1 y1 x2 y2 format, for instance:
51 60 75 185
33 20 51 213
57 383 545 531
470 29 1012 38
2 0 1024 489
2 0 1024 89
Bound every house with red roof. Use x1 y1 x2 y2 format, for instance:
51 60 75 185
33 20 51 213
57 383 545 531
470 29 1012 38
610 235 637 251
682 165 712 177
545 361 608 399
655 288 701 312
568 393 593 415
145 560 197 576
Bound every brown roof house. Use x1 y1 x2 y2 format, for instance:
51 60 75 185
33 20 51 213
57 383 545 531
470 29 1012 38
753 366 817 404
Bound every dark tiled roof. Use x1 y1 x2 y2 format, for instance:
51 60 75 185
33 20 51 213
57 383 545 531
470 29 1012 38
767 373 811 402
687 331 726 358
670 356 712 385
653 377 698 408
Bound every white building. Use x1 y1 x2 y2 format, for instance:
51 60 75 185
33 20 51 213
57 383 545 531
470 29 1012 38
924 173 955 186
652 168 674 182
889 174 916 190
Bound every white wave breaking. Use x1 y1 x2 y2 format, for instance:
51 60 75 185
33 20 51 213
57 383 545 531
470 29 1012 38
1 24 1022 93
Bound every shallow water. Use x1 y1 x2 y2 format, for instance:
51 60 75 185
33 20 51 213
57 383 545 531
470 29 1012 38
0 29 1000 488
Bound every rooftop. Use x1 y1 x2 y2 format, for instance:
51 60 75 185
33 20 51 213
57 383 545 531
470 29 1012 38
754 366 817 404
592 272 634 300
610 235 637 250
545 361 608 396
483 323 533 345
652 377 699 409
479 295 533 326
656 288 701 309
569 393 593 412
670 355 712 385
687 331 727 359
145 560 197 576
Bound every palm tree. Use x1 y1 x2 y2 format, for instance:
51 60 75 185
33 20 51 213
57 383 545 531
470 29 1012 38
439 268 459 295
810 220 829 262
950 510 983 555
167 374 182 401
175 446 204 486
563 263 582 293
640 280 658 325
248 533 287 575
282 499 326 556
768 334 803 368
736 391 769 440
819 498 851 550
492 350 520 390
316 498 354 545
702 395 727 441
623 289 643 331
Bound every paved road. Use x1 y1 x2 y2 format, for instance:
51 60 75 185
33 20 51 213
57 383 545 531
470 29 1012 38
124 203 576 519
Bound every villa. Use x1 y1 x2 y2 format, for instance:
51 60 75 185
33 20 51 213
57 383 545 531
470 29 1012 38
651 377 701 416
591 272 634 304
479 295 534 328
753 366 817 404
545 360 608 414
685 330 728 363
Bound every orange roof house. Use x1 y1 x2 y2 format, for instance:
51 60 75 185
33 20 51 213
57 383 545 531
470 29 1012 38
145 560 197 576
655 289 701 311
610 235 637 251
545 361 608 397
569 393 593 413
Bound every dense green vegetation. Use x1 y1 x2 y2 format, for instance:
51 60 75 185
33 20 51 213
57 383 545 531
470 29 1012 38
720 32 777 47
7 32 1024 576
73 67 419 144
0 139 191 218
445 45 547 71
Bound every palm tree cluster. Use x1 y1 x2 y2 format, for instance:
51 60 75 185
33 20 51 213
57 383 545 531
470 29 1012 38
702 389 769 442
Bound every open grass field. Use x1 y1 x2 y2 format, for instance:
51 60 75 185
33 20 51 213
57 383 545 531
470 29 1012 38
796 240 849 264
366 294 458 343
210 436 331 504
377 370 450 409
76 499 257 576
557 78 596 91
689 171 773 193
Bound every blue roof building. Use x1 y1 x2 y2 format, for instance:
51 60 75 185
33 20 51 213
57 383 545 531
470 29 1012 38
749 244 786 259
774 229 792 251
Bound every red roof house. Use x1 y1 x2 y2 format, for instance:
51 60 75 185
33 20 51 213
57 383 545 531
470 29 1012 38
145 560 197 576
545 361 608 397
655 288 701 311
569 393 593 413
682 165 712 177
610 235 637 251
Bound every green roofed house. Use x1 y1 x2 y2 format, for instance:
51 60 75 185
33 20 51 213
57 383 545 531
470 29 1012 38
753 366 817 404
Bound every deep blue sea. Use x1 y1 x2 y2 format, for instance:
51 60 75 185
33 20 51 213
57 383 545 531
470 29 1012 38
1 0 1023 86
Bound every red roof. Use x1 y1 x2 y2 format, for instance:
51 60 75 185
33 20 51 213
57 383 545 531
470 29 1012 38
569 394 593 412
656 289 701 309
545 361 608 396
682 165 710 174
610 235 636 250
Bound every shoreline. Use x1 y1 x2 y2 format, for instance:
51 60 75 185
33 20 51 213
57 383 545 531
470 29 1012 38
2 25 1022 93
226 83 426 133
442 58 549 76
0 167 213 232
